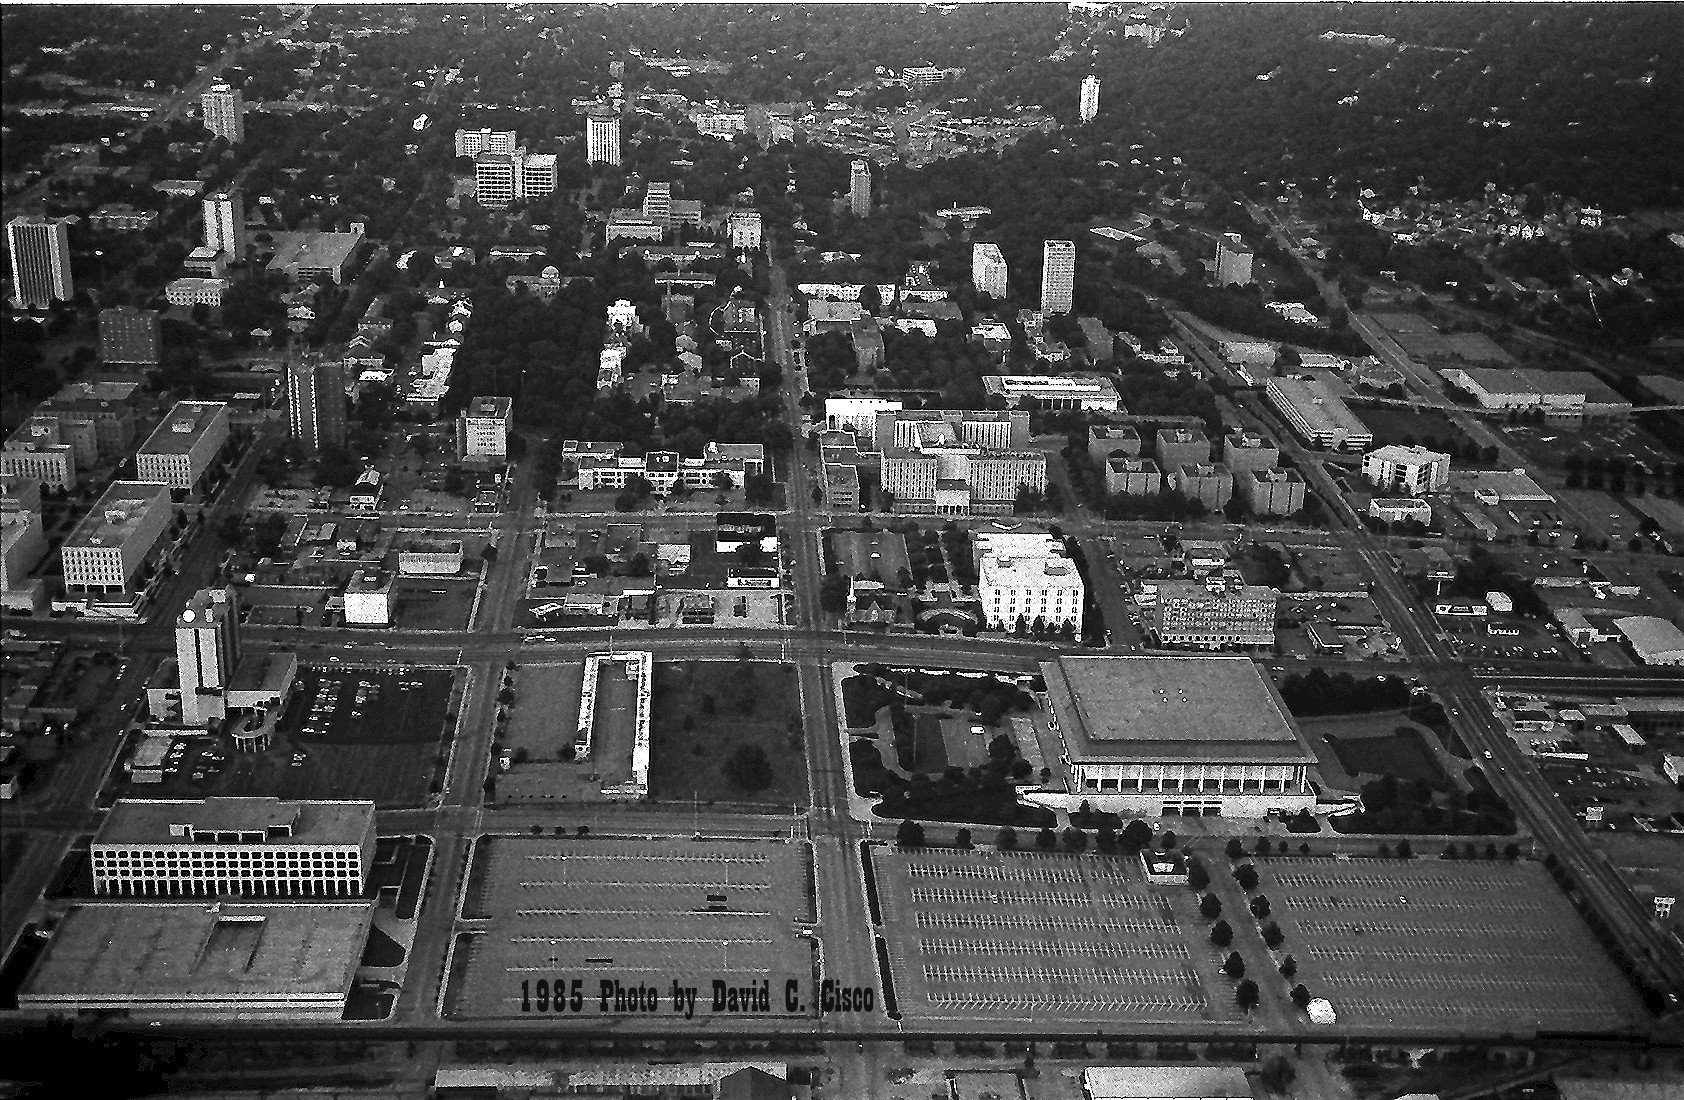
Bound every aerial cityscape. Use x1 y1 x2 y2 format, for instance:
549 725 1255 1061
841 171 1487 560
1 3 1682 1099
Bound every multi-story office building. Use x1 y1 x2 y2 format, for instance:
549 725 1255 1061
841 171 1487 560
1040 655 1316 817
876 409 1044 516
1079 75 1101 123
1236 467 1306 516
176 586 241 727
456 395 513 460
0 485 46 608
586 111 621 166
1106 457 1163 496
286 354 348 454
6 216 73 308
1173 463 1234 510
566 440 765 494
728 210 763 251
40 380 141 463
1150 576 1278 650
983 374 1122 411
1155 427 1211 471
643 181 672 226
91 797 376 898
1221 430 1279 476
849 160 872 217
902 65 962 90
823 394 903 444
475 151 556 208
202 190 244 259
977 532 1085 632
1 419 78 490
1215 232 1254 286
1266 377 1373 451
200 83 244 143
1041 240 1075 315
1362 444 1451 495
1088 424 1142 464
972 242 1008 298
136 401 230 495
60 480 173 601
455 128 517 158
98 306 161 366
166 277 228 307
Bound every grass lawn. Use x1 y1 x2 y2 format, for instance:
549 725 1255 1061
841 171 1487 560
1359 407 1477 457
841 673 901 728
912 712 950 772
1326 726 1452 790
648 661 808 806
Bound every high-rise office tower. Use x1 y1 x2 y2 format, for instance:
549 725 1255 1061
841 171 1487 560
1041 240 1075 316
287 354 349 454
849 160 872 217
474 153 518 208
202 190 245 259
586 112 621 166
1079 75 1101 123
972 243 1008 299
175 586 241 727
643 181 672 226
6 216 73 309
200 83 244 143
455 128 517 158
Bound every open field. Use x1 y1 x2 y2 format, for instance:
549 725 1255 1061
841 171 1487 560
1299 714 1454 791
1256 856 1647 1034
446 836 815 1020
647 661 807 806
392 577 479 630
1357 407 1478 458
870 846 1241 1027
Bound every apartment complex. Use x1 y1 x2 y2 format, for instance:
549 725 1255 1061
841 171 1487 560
136 401 231 494
202 190 245 259
455 128 517 157
1236 467 1307 516
586 111 621 165
456 395 513 460
1079 74 1101 123
60 480 173 600
1221 430 1279 475
876 409 1045 516
286 354 348 454
200 83 244 143
1155 427 1211 471
972 242 1008 298
976 532 1085 632
849 159 872 217
98 306 161 366
728 210 763 250
1106 457 1163 496
91 797 376 898
1266 377 1373 451
1362 444 1451 495
474 148 557 207
1173 463 1234 509
566 440 765 494
1150 575 1277 650
1041 240 1075 315
6 215 73 308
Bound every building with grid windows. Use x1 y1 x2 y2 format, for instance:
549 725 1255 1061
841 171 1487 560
586 111 621 165
566 440 764 493
1362 444 1451 495
455 127 517 158
1150 575 1278 650
849 160 871 217
457 395 513 460
976 532 1084 633
972 242 1008 298
1041 239 1075 315
6 215 73 308
2 418 79 490
136 400 230 495
200 83 244 142
876 409 1044 516
1038 655 1316 817
91 797 376 898
98 306 161 366
60 480 173 602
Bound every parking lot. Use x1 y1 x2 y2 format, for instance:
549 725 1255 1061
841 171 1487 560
871 847 1239 1026
1258 857 1646 1034
445 835 816 1020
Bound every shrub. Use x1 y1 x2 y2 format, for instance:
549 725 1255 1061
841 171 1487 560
955 827 973 850
1290 984 1312 1010
1096 825 1116 853
1254 836 1272 856
1187 861 1211 890
1279 954 1297 978
1397 839 1414 859
1503 842 1521 860
997 826 1017 850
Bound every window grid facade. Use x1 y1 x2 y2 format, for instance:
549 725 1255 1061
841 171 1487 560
91 842 366 897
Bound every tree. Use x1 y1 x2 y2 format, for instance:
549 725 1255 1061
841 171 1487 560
1095 825 1116 853
1160 831 1178 850
1290 984 1312 1010
1279 954 1297 978
1187 861 1211 890
1396 839 1414 860
1503 842 1521 860
1222 951 1246 979
1122 820 1153 851
996 826 1017 851
480 544 500 564
1235 864 1259 891
987 732 1017 764
1254 836 1273 857
1250 895 1271 919
1225 838 1245 860
1035 827 1057 850
1236 980 1260 1013
723 744 774 792
955 827 973 850
896 819 926 848
1210 919 1234 947
1262 920 1285 948
1200 893 1223 920
1061 826 1088 852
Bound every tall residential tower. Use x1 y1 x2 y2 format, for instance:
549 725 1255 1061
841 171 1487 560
849 160 872 217
1079 75 1101 123
200 83 244 143
1041 240 1075 316
586 112 621 166
6 216 73 309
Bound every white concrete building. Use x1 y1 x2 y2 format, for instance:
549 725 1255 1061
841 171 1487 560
972 242 1008 298
823 394 903 445
202 190 244 259
1266 377 1372 451
343 569 394 626
982 374 1121 411
1614 616 1684 666
1 419 78 490
1041 239 1075 315
728 210 763 250
166 277 228 307
455 128 517 158
1079 74 1101 123
456 395 512 460
200 83 243 143
586 112 621 166
1369 498 1433 525
7 215 74 308
976 532 1084 632
1362 444 1450 495
60 480 173 602
1039 655 1317 818
175 586 241 727
1214 232 1253 286
849 159 871 217
567 441 765 494
575 651 652 800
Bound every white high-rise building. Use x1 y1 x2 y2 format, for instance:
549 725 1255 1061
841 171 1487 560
728 210 763 251
455 128 517 158
1079 75 1101 123
474 149 557 207
200 83 244 143
644 181 672 225
849 160 872 217
1362 445 1451 495
202 190 244 259
972 243 1008 298
6 216 73 309
587 113 621 166
976 532 1085 633
176 586 241 727
1041 240 1075 315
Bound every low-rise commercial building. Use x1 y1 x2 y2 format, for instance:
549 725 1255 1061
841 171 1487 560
1614 616 1684 666
1039 655 1316 817
136 400 230 495
1362 444 1450 495
1369 498 1433 525
398 539 464 575
1151 576 1277 650
343 569 395 626
1266 377 1373 451
976 532 1084 632
1442 367 1632 423
567 440 766 495
982 374 1122 411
